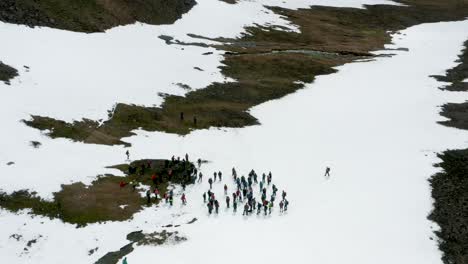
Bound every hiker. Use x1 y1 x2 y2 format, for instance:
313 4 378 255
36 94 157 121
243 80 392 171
284 199 289 211
181 193 187 205
279 200 284 213
257 202 262 215
263 200 268 215
198 172 203 183
180 112 184 121
218 171 222 181
324 167 331 178
146 190 151 204
282 190 287 200
119 181 127 189
243 203 249 216
169 195 174 206
153 188 160 200
214 200 220 214
272 184 278 195
125 150 130 160
224 184 228 195
197 158 202 168
253 173 258 184
259 181 264 193
232 167 237 180
213 172 217 182
193 116 197 126
226 196 230 208
208 178 213 189
203 192 207 203
267 174 272 185
207 202 213 214
262 173 266 183
268 201 273 215
233 200 237 213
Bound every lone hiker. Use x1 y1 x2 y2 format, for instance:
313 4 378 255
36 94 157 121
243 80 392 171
198 172 203 183
125 150 130 160
324 167 331 178
181 193 187 205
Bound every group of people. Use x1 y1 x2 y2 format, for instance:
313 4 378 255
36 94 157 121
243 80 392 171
203 168 290 216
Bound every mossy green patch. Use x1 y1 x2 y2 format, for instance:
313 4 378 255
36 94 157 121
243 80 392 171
0 159 196 226
23 0 468 146
0 61 18 85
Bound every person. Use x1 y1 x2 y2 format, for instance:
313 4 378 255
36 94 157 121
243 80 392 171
153 188 160 200
182 183 186 191
257 202 262 215
214 200 220 214
207 202 213 214
213 172 217 182
233 200 237 213
253 173 258 184
208 178 213 189
164 192 169 203
324 167 331 178
125 150 130 160
119 181 127 188
267 174 272 185
243 203 249 216
282 190 287 200
232 167 237 179
169 195 174 206
203 192 207 203
198 172 203 183
263 200 268 215
259 180 264 193
181 193 187 205
224 184 228 195
185 153 189 162
279 200 284 213
218 171 222 181
262 173 266 183
284 199 289 211
146 190 151 204
268 201 273 215
226 196 230 208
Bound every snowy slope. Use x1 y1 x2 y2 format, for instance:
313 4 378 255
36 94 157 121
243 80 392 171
1 0 468 264
1 18 468 264
0 0 399 198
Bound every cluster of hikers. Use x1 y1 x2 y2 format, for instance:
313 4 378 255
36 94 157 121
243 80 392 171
123 151 297 216
203 168 289 216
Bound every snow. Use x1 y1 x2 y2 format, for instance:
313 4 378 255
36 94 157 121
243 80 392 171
0 0 467 263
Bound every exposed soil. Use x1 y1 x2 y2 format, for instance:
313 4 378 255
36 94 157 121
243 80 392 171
24 0 468 146
0 61 18 85
429 149 468 264
431 40 468 264
432 40 468 91
95 230 186 264
0 158 196 226
0 0 196 33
